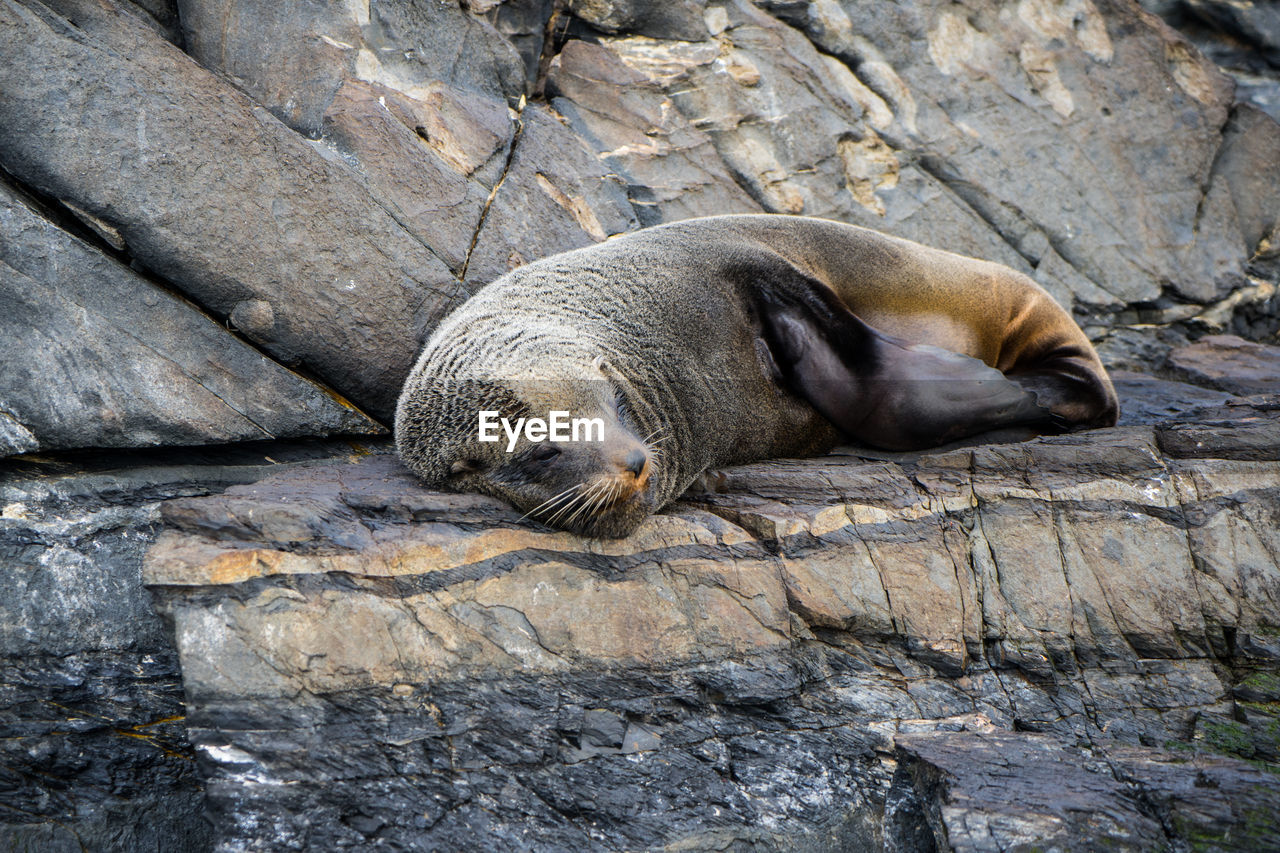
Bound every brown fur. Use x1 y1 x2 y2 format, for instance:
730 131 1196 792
396 215 1117 538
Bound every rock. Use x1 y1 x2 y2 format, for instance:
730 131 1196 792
890 731 1280 852
1156 397 1280 461
540 0 1280 318
143 399 1280 850
318 76 504 275
1215 104 1280 277
124 0 183 44
175 0 358 137
1166 334 1280 395
761 0 1259 306
177 0 637 288
0 410 39 457
586 1 1040 299
0 179 383 455
1139 0 1280 123
547 39 763 225
1183 0 1280 69
460 103 638 286
176 0 528 138
1109 369 1236 425
0 440 379 852
0 0 460 420
477 0 557 89
568 0 710 41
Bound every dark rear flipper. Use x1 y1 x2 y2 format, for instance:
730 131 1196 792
765 307 1059 451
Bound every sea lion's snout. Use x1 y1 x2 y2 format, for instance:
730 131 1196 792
600 445 652 510
620 448 649 480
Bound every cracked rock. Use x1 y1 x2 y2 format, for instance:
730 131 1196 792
0 0 459 420
0 179 384 454
890 731 1280 852
142 387 1280 850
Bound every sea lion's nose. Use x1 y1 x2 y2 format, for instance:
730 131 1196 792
623 448 648 478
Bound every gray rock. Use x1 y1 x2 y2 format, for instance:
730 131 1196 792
1216 104 1280 270
581 0 1039 297
175 0 638 293
891 731 1280 852
758 0 1262 307
483 0 556 89
177 0 528 138
568 0 709 41
0 440 382 852
461 103 638 286
175 0 358 137
1184 0 1280 68
364 0 529 104
0 180 383 454
0 409 39 456
319 76 504 274
1166 334 1280 395
547 39 762 225
0 0 460 420
1138 0 1280 123
1110 369 1237 425
125 0 182 44
143 397 1280 851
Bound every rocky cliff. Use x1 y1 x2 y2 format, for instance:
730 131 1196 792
1 0 1278 850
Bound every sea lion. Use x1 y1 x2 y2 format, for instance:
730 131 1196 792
396 214 1117 538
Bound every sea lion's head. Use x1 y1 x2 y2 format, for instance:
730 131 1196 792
396 351 662 539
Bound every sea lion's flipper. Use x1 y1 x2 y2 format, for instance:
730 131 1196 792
757 273 1057 451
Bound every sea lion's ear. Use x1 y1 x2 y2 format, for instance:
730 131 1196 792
449 458 484 476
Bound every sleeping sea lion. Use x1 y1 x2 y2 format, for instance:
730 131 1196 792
395 215 1117 538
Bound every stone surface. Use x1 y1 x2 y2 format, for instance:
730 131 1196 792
0 440 379 852
0 0 461 420
177 0 528 138
1183 0 1280 69
1140 0 1280 123
769 0 1257 306
890 731 1280 852
1166 333 1280 396
2 0 1280 848
460 103 638 286
547 38 764 225
1109 369 1236 425
142 390 1280 850
176 0 638 288
0 179 383 455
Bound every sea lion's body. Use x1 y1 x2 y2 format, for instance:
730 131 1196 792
396 215 1117 537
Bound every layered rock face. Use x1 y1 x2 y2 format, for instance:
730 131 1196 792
2 0 1278 449
2 0 1279 850
142 386 1280 850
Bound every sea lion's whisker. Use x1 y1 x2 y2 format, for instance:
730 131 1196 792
546 483 596 526
569 480 612 526
575 479 614 525
519 483 581 524
641 427 669 447
525 483 581 516
551 479 600 527
547 486 592 526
